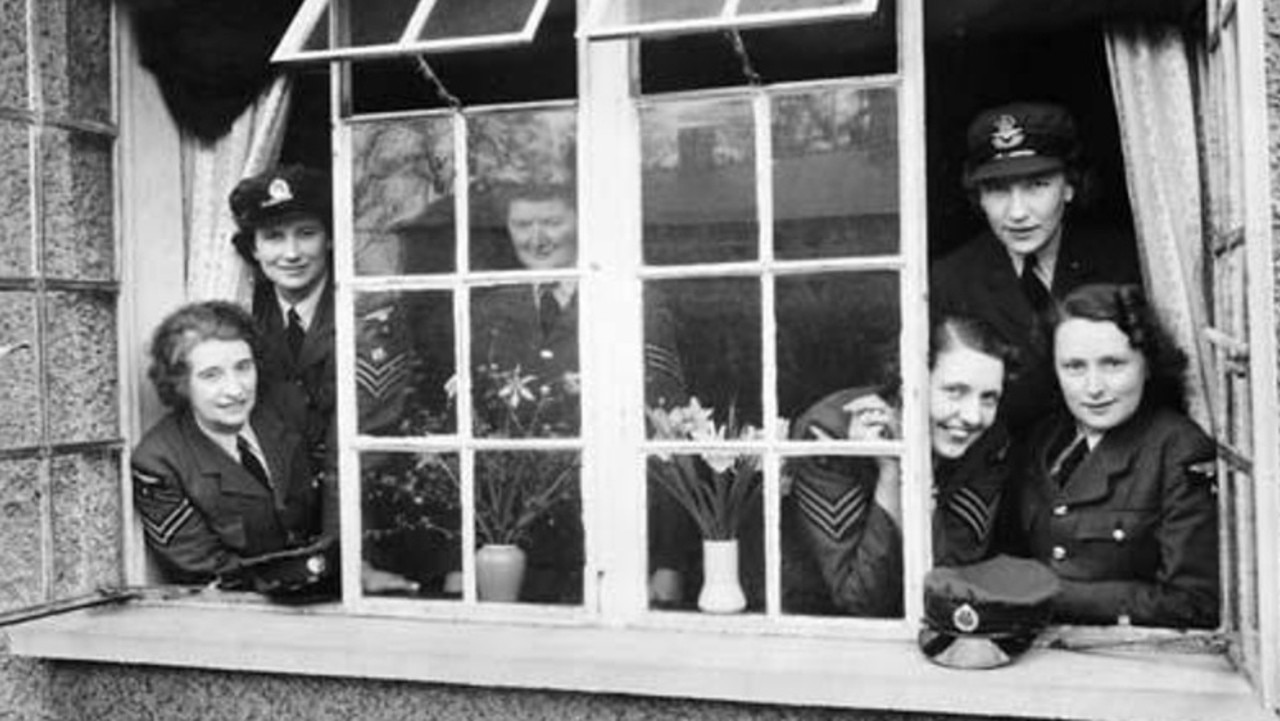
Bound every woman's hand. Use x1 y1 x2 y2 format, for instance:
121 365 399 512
842 394 899 441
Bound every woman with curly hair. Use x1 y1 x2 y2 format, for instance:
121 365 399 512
131 301 335 586
1017 283 1219 628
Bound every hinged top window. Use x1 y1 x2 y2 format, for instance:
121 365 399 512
272 0 553 64
582 0 879 40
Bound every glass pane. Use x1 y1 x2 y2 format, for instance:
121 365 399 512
335 0 417 47
648 277 761 430
742 0 860 11
50 449 121 596
0 121 29 277
622 0 725 24
0 291 39 448
420 0 538 40
467 107 577 272
302 6 329 52
781 452 902 618
772 85 898 260
353 116 456 276
42 130 113 281
642 283 688 411
474 450 581 604
642 97 757 266
0 457 42 609
471 282 580 438
37 0 112 124
0 0 27 110
361 451 462 599
776 271 899 421
354 290 454 437
45 290 117 444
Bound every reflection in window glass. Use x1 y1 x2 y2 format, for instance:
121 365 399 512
647 277 761 427
354 290 455 437
642 98 757 266
421 0 539 40
468 107 577 271
352 117 456 276
781 451 902 618
361 451 462 600
471 282 580 438
475 450 581 604
772 86 898 260
776 271 900 419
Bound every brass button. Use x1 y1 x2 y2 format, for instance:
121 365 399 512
1112 528 1126 542
1052 545 1067 561
1053 504 1068 516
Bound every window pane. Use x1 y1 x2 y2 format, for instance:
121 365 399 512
42 130 113 281
776 272 899 420
781 452 902 618
648 277 761 429
467 107 577 272
339 0 418 47
0 291 39 447
301 6 329 52
361 451 462 600
471 282 580 438
420 0 539 40
354 290 454 437
353 116 456 276
642 98 757 266
772 85 898 260
475 450 581 605
0 122 30 277
648 451 764 614
46 290 117 444
623 0 725 24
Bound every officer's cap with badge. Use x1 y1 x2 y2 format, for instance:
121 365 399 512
918 554 1061 669
229 165 332 263
963 102 1080 188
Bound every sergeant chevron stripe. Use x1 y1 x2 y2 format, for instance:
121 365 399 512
356 352 410 400
139 497 194 547
793 479 868 541
948 486 997 543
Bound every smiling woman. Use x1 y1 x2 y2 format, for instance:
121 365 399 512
131 301 336 590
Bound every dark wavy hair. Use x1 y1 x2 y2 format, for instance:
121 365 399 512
147 301 260 410
930 315 1019 379
1053 283 1188 413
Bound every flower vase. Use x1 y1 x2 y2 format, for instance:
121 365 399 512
476 544 527 602
698 539 747 614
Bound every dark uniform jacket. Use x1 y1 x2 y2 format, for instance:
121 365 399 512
131 407 330 584
930 221 1142 430
255 278 336 476
933 421 1012 567
1017 407 1219 628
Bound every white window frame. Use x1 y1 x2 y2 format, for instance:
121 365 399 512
271 0 554 64
9 1 1280 719
579 0 880 40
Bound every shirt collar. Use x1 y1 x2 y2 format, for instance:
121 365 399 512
1006 229 1062 288
193 415 263 463
534 280 577 308
275 274 327 330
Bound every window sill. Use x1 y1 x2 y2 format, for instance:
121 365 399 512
5 601 1269 721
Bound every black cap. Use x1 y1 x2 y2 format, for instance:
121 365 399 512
963 102 1079 188
918 555 1060 669
229 165 331 261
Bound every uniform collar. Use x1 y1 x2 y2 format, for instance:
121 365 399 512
275 273 328 331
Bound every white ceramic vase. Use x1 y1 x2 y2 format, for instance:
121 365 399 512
476 544 527 602
697 539 747 614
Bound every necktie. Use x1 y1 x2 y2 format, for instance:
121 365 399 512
1020 254 1052 316
237 436 272 489
286 307 305 359
1050 434 1088 488
538 285 561 337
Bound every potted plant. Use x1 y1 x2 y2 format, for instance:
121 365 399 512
646 398 764 613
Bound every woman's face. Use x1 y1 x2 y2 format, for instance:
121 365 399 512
929 346 1005 459
184 337 257 435
1054 317 1148 434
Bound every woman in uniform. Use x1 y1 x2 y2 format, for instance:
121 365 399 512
1018 283 1218 628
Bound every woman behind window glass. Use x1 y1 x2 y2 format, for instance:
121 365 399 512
131 301 334 585
782 316 1015 616
1017 283 1218 628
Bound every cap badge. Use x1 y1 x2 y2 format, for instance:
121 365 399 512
953 603 981 633
989 114 1025 151
264 178 294 208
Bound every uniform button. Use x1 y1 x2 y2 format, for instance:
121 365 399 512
1052 545 1067 561
1053 504 1068 516
1112 528 1126 542
539 348 554 359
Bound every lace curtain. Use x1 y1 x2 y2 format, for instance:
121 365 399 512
183 75 294 305
1105 23 1216 432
